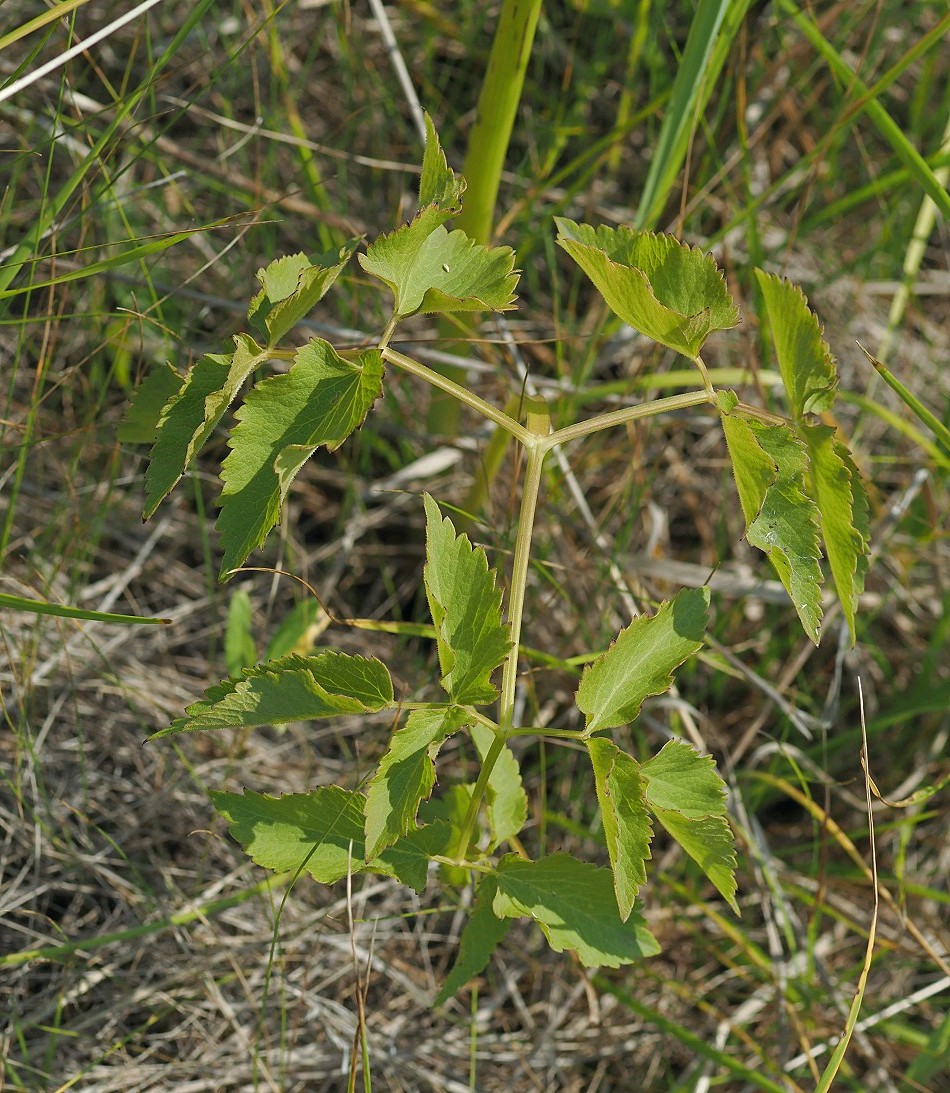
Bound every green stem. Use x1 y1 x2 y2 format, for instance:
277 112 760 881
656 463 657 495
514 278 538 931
456 436 547 859
498 440 546 726
382 347 533 444
541 389 712 450
507 726 584 740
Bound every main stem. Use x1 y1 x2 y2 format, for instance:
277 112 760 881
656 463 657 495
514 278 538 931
456 438 546 860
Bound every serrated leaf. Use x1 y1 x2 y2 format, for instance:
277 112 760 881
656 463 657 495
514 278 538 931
802 424 870 644
419 112 465 214
587 738 652 921
118 362 184 444
248 241 359 346
471 722 527 850
364 706 468 860
641 739 738 914
211 787 451 893
434 877 511 1005
217 340 383 578
144 334 270 519
211 786 364 883
423 494 510 705
755 270 837 418
376 821 454 892
359 220 518 320
721 412 824 642
224 589 256 676
152 651 393 737
576 587 709 735
555 218 738 359
493 854 660 967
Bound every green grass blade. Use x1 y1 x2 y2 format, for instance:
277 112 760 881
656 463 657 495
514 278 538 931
635 0 752 229
860 347 950 456
457 0 543 244
0 0 218 306
0 591 169 625
0 0 93 51
777 0 950 221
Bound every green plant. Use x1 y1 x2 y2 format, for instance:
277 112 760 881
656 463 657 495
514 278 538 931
124 117 870 1000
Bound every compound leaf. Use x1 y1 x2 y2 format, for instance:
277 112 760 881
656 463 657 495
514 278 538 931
587 738 652 921
423 494 510 705
471 721 527 850
152 651 393 737
435 877 511 1005
555 218 738 359
493 854 660 967
364 706 468 860
755 270 837 418
211 787 450 893
641 739 738 914
248 240 360 346
217 340 383 578
721 410 823 643
359 221 518 320
144 334 269 519
576 587 709 735
802 423 870 644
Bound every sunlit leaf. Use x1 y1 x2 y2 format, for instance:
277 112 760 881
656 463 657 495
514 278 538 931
641 739 738 913
211 787 451 892
587 738 652 921
217 341 383 578
721 409 823 643
493 854 660 967
423 494 510 705
755 271 837 417
144 334 269 519
419 112 465 214
364 706 468 860
576 587 709 735
802 424 870 644
151 651 393 737
434 876 511 1005
359 220 518 319
555 218 738 359
247 240 359 346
